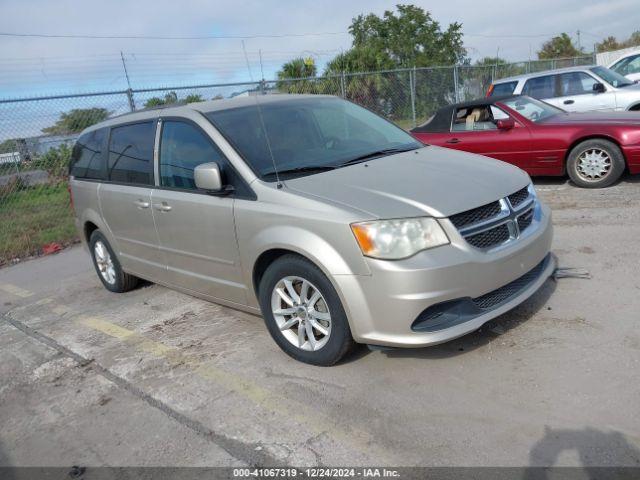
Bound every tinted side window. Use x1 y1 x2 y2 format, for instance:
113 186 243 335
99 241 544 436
70 129 105 179
108 122 155 185
491 81 518 96
159 121 226 190
559 72 595 96
522 75 557 99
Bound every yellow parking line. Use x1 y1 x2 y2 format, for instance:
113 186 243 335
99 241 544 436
76 314 391 462
0 283 34 298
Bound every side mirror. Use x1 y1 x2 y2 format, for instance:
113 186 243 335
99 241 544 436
593 82 606 94
496 118 515 130
194 162 222 192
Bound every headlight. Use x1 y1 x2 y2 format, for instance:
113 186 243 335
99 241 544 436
351 217 449 260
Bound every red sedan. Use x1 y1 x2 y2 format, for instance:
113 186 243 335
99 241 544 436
410 95 640 188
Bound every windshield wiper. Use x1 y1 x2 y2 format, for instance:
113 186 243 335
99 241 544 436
336 146 419 167
262 165 337 178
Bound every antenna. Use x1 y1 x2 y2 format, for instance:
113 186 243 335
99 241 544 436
241 40 282 188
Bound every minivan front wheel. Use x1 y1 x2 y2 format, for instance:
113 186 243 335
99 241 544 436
89 230 139 293
258 255 354 366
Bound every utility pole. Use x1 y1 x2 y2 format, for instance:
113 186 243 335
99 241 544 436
259 49 265 95
120 51 135 111
577 30 581 51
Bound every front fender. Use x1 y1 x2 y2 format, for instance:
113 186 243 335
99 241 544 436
239 223 371 309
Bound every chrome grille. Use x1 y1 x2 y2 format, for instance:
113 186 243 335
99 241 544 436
450 185 536 250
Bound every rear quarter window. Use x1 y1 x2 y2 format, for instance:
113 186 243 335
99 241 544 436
70 128 106 179
490 81 518 96
107 122 155 185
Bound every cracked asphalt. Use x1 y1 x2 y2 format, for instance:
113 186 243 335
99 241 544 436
1 177 639 468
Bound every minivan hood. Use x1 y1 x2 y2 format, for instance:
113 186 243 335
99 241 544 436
283 146 530 219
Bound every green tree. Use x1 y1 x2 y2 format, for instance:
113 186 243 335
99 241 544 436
595 36 621 53
537 33 584 59
348 4 466 68
596 31 640 52
34 143 73 178
42 108 110 135
474 57 508 66
277 57 319 93
623 31 640 48
184 94 203 103
144 91 180 108
277 57 317 80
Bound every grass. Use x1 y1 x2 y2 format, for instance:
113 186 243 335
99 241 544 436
0 182 78 265
394 118 418 131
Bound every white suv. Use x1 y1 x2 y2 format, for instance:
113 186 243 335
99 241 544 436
609 50 640 83
488 65 640 112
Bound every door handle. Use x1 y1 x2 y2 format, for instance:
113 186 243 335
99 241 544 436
154 202 172 212
134 199 150 209
445 138 461 144
563 100 575 105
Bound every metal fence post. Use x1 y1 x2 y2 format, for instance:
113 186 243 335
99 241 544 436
453 65 460 103
340 72 346 98
409 68 417 128
126 89 136 111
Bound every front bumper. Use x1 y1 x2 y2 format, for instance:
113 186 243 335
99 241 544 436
333 201 555 347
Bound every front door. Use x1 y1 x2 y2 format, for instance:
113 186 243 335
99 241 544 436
440 104 533 169
152 119 246 305
547 71 616 112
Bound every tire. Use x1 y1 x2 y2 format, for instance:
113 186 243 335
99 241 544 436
566 139 625 188
89 230 139 293
258 254 355 366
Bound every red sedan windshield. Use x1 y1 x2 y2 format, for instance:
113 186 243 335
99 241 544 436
500 97 565 122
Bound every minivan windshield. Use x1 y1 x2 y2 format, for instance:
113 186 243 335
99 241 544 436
590 66 634 88
500 96 564 122
205 97 422 180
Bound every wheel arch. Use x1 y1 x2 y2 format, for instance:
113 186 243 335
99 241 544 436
627 102 640 111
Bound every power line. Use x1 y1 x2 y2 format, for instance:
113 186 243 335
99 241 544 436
0 31 350 40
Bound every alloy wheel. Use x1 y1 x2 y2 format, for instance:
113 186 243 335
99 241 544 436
94 240 116 285
270 276 332 351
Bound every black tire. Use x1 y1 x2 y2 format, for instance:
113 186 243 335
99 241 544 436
566 139 625 188
89 230 139 293
258 254 355 366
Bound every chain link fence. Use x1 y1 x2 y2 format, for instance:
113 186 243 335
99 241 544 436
0 54 594 264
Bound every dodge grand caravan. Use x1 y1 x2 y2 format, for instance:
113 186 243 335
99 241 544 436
70 95 555 365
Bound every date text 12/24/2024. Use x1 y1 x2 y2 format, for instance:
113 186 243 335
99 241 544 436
233 468 400 478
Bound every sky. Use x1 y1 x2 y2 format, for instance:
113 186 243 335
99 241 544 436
0 0 638 99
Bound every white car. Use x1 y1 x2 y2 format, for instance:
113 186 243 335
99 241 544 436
488 65 640 112
608 50 640 83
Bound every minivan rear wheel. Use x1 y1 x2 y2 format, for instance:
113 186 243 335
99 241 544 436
258 254 354 366
567 139 625 188
89 230 139 293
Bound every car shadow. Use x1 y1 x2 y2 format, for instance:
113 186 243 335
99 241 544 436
523 426 640 478
342 277 557 364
